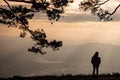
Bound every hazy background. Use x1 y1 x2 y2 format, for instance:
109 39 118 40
0 0 120 78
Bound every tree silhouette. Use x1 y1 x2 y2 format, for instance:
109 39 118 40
79 0 120 21
0 0 73 54
0 0 120 54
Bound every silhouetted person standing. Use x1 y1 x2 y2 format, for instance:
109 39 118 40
91 52 101 77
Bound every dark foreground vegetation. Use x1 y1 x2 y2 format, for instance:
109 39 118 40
1 73 120 80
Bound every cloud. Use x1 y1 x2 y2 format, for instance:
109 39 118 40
60 13 98 22
31 9 120 22
33 57 63 64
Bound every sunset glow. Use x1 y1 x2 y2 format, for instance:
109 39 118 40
0 0 120 78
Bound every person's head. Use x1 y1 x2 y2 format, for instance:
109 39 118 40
94 51 99 56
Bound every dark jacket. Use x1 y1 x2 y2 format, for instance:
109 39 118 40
91 56 101 67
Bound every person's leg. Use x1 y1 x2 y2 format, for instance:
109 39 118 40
96 66 99 76
93 66 95 76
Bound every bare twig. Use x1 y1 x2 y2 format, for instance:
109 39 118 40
3 0 12 10
98 0 109 6
110 4 120 15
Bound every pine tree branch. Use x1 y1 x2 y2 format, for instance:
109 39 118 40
110 4 120 16
98 0 109 6
3 0 12 10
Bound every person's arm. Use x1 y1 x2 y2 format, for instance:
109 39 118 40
91 57 93 64
99 57 101 64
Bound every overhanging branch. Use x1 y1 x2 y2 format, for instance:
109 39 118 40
110 4 120 16
3 0 12 10
98 0 109 6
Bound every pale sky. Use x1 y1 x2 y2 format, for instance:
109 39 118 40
0 0 120 78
